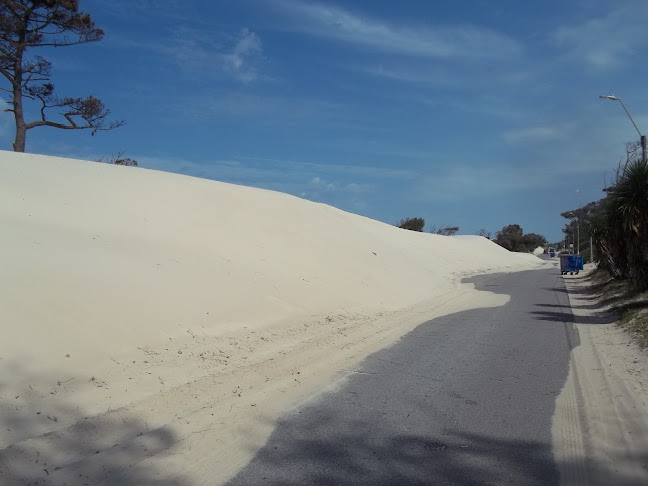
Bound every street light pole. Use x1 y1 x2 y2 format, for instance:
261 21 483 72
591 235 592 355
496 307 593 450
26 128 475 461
577 221 580 255
575 189 584 256
599 94 647 163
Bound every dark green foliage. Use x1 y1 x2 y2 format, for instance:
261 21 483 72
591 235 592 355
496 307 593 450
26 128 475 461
494 224 547 252
600 159 648 289
560 200 602 262
578 141 648 290
398 217 425 232
494 224 523 251
521 232 547 251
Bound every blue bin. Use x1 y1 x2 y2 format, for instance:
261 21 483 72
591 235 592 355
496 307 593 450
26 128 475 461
560 255 584 275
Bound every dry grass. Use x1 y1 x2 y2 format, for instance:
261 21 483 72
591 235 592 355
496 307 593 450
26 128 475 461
585 267 648 347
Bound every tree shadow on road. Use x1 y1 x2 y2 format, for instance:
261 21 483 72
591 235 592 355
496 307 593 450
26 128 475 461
535 271 648 326
0 363 188 486
529 308 617 325
228 409 647 486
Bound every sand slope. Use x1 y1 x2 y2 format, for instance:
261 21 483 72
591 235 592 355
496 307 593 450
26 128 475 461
0 151 543 484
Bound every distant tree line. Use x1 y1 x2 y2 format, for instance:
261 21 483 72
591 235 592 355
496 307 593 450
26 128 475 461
396 219 545 251
397 218 459 235
493 224 547 253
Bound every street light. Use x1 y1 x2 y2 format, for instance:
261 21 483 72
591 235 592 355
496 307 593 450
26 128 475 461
599 94 647 163
574 190 582 255
576 189 593 261
565 209 579 254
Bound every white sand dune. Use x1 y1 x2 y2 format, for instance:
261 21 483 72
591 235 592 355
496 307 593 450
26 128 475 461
0 151 544 484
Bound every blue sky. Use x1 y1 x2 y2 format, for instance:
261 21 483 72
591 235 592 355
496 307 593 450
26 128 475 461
2 0 648 242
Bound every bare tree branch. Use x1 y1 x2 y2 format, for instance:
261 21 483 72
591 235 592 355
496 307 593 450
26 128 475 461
0 1 120 152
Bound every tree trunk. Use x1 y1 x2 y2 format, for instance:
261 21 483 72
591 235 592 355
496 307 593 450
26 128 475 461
12 78 26 152
12 49 26 152
13 123 26 152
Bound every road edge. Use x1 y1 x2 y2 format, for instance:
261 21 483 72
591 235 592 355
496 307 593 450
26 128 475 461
552 269 648 485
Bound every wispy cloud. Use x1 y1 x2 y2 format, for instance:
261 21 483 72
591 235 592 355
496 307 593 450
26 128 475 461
410 163 556 204
360 64 464 86
106 25 265 84
274 1 522 60
359 63 533 94
136 154 415 187
551 2 648 70
165 91 341 124
223 28 264 83
502 124 572 145
307 176 371 193
235 156 417 180
133 154 383 213
159 91 397 136
164 27 265 84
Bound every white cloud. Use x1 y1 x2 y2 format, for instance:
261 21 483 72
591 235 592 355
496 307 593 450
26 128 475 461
410 163 554 204
134 155 377 214
502 125 571 145
274 1 521 60
118 26 265 84
361 64 462 86
223 28 264 84
238 156 416 180
308 175 370 194
551 3 648 70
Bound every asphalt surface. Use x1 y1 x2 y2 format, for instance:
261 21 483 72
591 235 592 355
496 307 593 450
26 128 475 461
227 266 579 485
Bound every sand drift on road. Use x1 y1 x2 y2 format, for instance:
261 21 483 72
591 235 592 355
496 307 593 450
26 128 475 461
0 151 544 484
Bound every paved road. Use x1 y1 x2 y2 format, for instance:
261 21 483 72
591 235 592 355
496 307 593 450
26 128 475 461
228 267 579 485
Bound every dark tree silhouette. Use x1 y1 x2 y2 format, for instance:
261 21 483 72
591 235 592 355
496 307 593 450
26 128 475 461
495 225 547 252
98 151 138 166
495 224 524 251
398 217 425 232
0 0 123 152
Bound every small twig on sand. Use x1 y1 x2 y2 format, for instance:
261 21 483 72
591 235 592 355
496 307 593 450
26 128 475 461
339 369 380 375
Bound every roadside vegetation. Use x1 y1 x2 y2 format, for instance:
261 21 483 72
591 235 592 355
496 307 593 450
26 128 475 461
581 267 648 347
563 141 648 346
562 141 648 291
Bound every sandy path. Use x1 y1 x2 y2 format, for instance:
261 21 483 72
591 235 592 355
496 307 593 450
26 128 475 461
0 278 509 485
552 269 648 485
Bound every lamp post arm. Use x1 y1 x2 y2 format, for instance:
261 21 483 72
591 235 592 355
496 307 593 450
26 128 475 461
617 98 643 138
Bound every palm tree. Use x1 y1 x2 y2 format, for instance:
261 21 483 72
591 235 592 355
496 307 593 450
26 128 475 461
605 157 648 289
